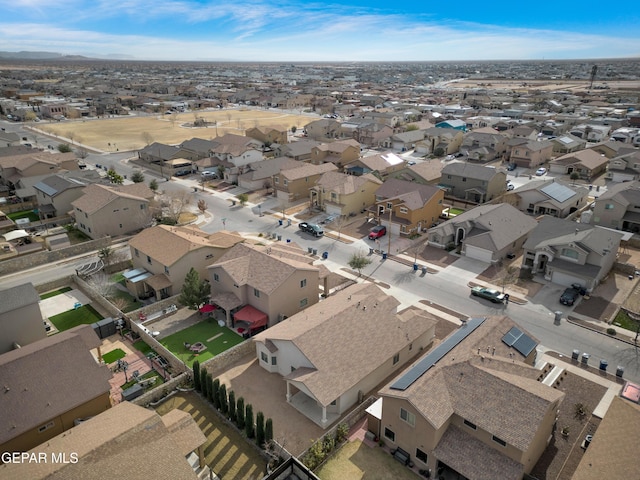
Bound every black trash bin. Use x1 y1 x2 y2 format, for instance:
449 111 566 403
322 251 328 259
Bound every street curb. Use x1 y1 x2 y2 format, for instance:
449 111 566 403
566 316 638 347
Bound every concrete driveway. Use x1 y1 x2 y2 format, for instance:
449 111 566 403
39 289 92 317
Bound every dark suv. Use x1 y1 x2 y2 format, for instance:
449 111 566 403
560 287 580 306
298 222 324 237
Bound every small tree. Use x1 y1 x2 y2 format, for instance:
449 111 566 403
107 168 124 184
200 369 208 398
206 374 214 403
217 164 226 180
58 143 72 153
405 124 419 131
256 411 265 447
149 179 159 192
131 170 145 183
212 379 220 408
245 404 255 438
236 397 245 429
265 418 273 444
348 251 372 276
98 247 113 266
197 199 207 214
219 383 228 414
570 171 580 184
193 360 201 391
434 147 445 157
228 390 236 422
179 267 211 310
237 193 249 206
291 126 297 134
141 131 153 146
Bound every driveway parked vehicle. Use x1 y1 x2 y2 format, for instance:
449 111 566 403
506 182 515 191
298 222 324 237
471 286 506 303
560 287 580 306
368 225 387 240
536 167 547 176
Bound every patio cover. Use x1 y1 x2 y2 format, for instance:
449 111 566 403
145 273 172 291
198 304 216 313
2 229 29 241
210 292 242 311
233 305 268 330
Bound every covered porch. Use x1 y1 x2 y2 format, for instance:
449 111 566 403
233 304 268 337
209 291 243 328
286 378 340 429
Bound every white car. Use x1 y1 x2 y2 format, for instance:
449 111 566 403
506 182 515 191
535 167 547 176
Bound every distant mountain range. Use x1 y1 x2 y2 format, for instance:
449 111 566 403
0 51 134 60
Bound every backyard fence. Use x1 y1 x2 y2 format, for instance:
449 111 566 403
131 371 191 407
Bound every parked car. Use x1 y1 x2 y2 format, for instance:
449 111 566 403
471 286 506 303
368 225 387 240
506 182 515 191
298 222 324 237
201 171 218 179
536 167 547 176
507 163 517 171
560 287 580 306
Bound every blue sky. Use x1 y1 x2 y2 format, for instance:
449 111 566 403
0 0 638 61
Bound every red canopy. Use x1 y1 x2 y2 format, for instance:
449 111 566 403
233 305 268 330
199 304 216 313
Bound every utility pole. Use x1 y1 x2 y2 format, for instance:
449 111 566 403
387 205 392 255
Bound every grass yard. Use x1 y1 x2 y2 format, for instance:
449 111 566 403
132 339 154 356
155 391 265 480
121 369 165 391
160 320 244 368
102 348 126 364
110 272 125 284
39 287 73 300
7 209 39 222
48 304 103 332
108 289 140 313
612 309 640 332
316 440 417 480
447 207 465 216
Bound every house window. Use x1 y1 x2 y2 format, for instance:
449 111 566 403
393 353 400 365
134 248 139 257
384 427 395 442
164 266 169 275
147 255 152 264
300 298 308 308
400 408 415 427
140 204 145 210
274 176 279 184
399 207 408 214
492 435 507 447
300 279 307 288
462 177 467 182
464 419 477 430
605 203 614 210
261 352 268 363
291 366 296 373
447 175 451 179
38 421 54 433
416 449 428 464
213 273 219 282
387 202 393 209
561 248 579 260
331 192 337 201
254 288 260 298
271 356 277 366
409 343 413 351
283 179 288 186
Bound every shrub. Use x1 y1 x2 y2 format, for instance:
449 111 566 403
303 441 325 470
206 374 214 403
219 384 228 414
256 411 265 448
606 327 617 335
236 397 245 429
228 390 236 422
192 360 201 391
212 379 220 409
245 404 254 439
322 435 335 454
265 418 273 444
200 369 208 398
335 423 349 444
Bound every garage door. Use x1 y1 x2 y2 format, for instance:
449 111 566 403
551 270 586 288
464 245 494 263
325 204 343 216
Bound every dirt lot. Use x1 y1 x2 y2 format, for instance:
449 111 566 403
36 109 315 152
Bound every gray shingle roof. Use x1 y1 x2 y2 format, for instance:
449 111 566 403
0 282 39 315
442 162 501 181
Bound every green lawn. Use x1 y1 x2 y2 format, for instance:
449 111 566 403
121 370 165 390
102 348 126 364
155 391 265 480
613 310 640 332
160 320 244 367
448 207 465 216
133 339 154 356
109 289 140 313
7 209 39 222
48 304 103 332
39 287 73 300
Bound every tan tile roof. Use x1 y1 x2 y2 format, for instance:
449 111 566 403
572 396 640 479
210 243 318 294
0 151 76 170
281 162 337 181
129 226 244 267
71 183 154 214
0 402 202 480
552 149 608 169
254 284 438 406
0 326 112 445
380 316 564 452
315 171 382 194
161 408 207 456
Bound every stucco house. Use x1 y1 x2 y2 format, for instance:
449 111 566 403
203 134 264 182
344 152 405 177
509 179 588 218
460 128 507 162
238 157 299 191
309 139 361 169
208 243 321 328
440 163 506 204
71 183 155 239
254 283 438 427
0 152 80 188
550 133 587 155
604 150 640 183
382 129 427 152
0 325 112 455
127 226 245 301
310 171 382 217
371 179 444 237
275 139 321 161
509 140 553 169
304 118 341 141
428 203 538 263
245 125 288 145
522 216 623 290
33 174 95 218
0 282 45 355
549 150 608 180
273 162 337 203
375 315 563 480
590 181 640 232
416 127 464 156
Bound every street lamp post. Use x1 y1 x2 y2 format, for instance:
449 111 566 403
258 204 262 217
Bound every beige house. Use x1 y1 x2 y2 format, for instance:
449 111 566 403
273 162 337 203
417 127 464 156
71 183 155 239
254 283 437 427
509 140 553 169
245 125 288 145
549 149 608 180
0 325 112 455
0 283 45 355
0 402 210 480
309 139 361 169
33 174 94 218
208 243 320 328
376 316 563 480
344 151 406 177
0 152 80 187
304 118 341 141
127 225 245 301
509 179 588 218
310 171 382 216
372 179 444 237
440 163 506 204
591 181 640 232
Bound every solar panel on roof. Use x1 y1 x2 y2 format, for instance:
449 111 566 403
540 182 575 203
502 327 537 357
390 317 485 391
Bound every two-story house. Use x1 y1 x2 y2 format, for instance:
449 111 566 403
460 128 507 162
376 316 563 480
126 225 245 301
522 216 623 290
0 152 80 189
509 140 553 169
238 157 300 191
310 171 382 217
33 174 95 219
550 133 587 155
605 150 640 183
254 283 437 427
309 139 361 169
304 118 341 141
509 179 588 218
590 181 640 232
372 179 444 236
416 127 464 157
205 134 264 182
208 243 321 328
273 162 337 203
440 163 506 204
0 282 45 355
245 126 288 145
275 139 322 161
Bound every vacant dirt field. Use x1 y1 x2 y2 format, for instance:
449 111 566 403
36 109 316 152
